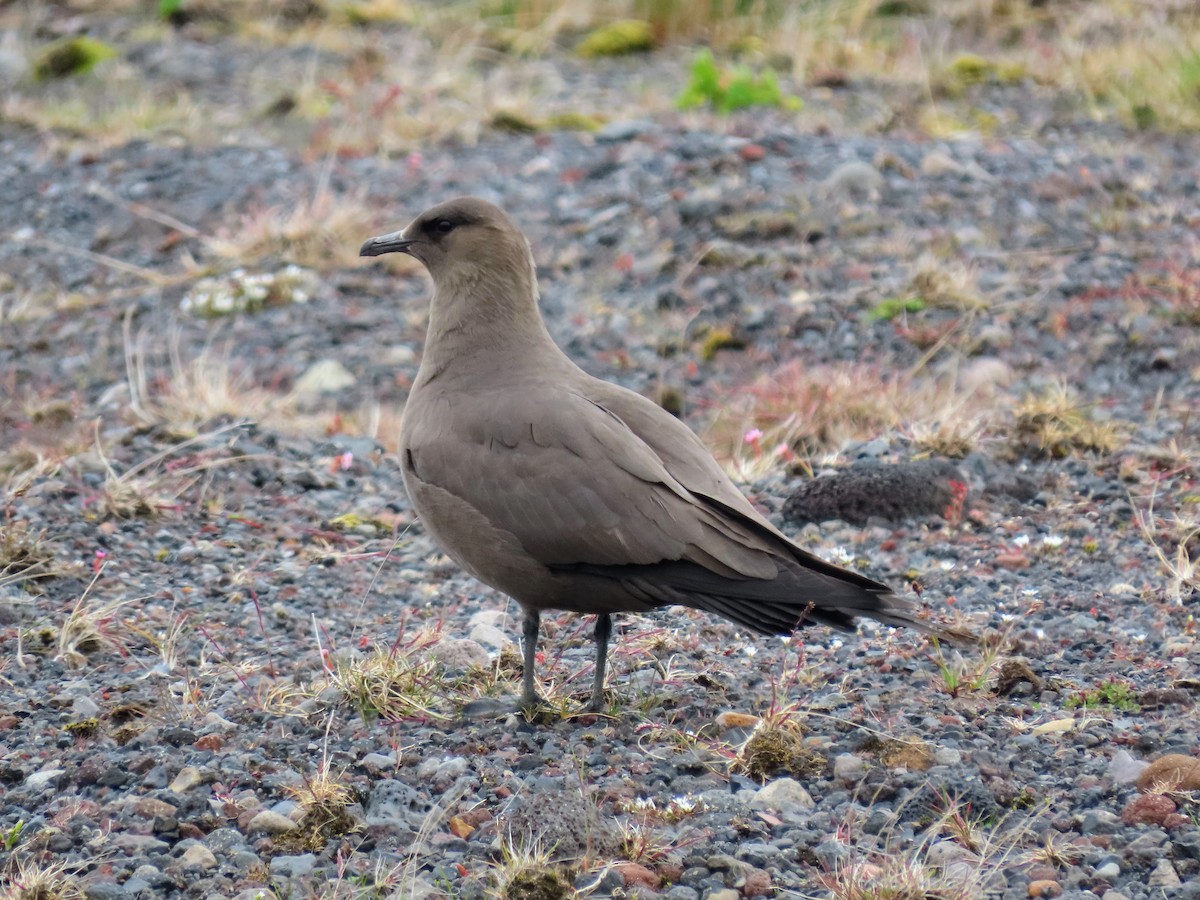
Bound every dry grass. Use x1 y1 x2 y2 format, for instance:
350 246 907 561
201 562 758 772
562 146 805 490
279 754 361 852
326 630 451 724
0 856 86 900
1009 382 1125 460
1135 489 1200 601
804 802 1033 900
491 833 578 900
0 521 58 592
54 570 133 669
703 358 999 477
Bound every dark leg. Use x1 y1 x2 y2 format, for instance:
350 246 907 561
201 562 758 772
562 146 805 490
586 613 612 712
521 609 542 709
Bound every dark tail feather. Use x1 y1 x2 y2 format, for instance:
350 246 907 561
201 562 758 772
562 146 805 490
557 558 976 644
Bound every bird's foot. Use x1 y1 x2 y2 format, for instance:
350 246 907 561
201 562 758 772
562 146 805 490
582 689 609 715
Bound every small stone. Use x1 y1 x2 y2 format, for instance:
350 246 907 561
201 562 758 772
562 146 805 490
1147 858 1182 889
1095 861 1120 879
832 754 866 781
615 862 660 890
921 150 965 177
430 638 489 672
1107 749 1148 784
25 769 66 789
1080 809 1121 834
180 844 217 869
750 778 814 814
740 867 772 897
1028 880 1062 898
72 696 102 718
169 767 205 793
1137 754 1200 792
819 160 883 201
133 798 178 819
934 748 962 766
715 711 760 730
706 891 740 900
1101 893 1130 900
247 810 299 834
293 359 356 399
270 853 317 878
1122 793 1176 826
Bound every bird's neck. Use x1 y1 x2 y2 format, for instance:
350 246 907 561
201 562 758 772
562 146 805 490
417 270 568 384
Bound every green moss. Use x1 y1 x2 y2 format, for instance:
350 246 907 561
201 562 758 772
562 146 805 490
576 19 655 58
699 327 745 362
33 36 117 80
1065 680 1139 712
939 54 1026 96
870 296 926 321
491 109 540 133
64 718 100 738
677 49 802 114
544 111 603 132
503 866 574 900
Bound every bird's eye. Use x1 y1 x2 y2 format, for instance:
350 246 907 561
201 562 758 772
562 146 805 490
434 218 455 234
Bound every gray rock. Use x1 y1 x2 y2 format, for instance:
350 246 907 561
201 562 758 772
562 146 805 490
1107 749 1148 784
72 695 102 718
269 853 316 878
247 810 297 834
366 779 433 829
595 120 651 143
819 160 883 201
783 459 967 525
293 359 355 399
750 777 815 816
500 784 620 863
1094 860 1120 879
832 754 866 782
1147 858 1182 889
814 840 851 869
1079 809 1121 835
935 748 963 766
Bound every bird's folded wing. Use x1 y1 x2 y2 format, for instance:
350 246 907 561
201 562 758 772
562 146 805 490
404 390 780 579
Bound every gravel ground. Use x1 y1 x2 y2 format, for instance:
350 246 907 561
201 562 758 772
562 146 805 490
2 8 1199 900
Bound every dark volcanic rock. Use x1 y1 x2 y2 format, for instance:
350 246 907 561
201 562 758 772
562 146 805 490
782 459 967 525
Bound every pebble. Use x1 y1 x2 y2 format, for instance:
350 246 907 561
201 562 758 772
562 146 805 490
247 810 298 834
169 767 205 793
269 853 317 878
1106 749 1147 784
832 753 866 781
180 844 218 869
749 778 814 815
1147 858 1182 888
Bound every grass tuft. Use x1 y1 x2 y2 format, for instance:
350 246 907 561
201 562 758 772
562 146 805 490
1009 383 1125 459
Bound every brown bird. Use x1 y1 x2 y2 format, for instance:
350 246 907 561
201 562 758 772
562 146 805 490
361 197 956 713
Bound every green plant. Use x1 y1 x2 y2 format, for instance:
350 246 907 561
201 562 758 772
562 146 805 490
1064 680 1139 712
2 820 24 851
870 296 926 321
576 20 655 58
33 37 116 80
677 49 801 114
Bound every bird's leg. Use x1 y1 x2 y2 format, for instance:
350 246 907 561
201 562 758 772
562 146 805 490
586 613 612 713
520 609 543 709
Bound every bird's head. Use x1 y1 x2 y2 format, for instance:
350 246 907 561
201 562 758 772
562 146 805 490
360 197 537 299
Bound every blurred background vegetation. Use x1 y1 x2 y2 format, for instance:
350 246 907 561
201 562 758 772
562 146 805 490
5 0 1199 161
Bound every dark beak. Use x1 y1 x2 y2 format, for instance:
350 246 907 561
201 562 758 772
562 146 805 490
359 230 416 258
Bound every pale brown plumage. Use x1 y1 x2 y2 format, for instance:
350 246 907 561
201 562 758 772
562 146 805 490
361 197 961 713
